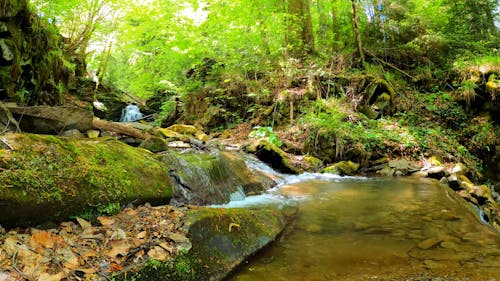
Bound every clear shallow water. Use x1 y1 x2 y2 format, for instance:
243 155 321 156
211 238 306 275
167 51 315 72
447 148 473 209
227 176 500 280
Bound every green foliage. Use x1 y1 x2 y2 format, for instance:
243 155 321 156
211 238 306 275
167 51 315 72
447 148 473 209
249 126 282 147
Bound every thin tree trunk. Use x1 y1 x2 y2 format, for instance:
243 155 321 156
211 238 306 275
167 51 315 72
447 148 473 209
350 0 365 65
331 0 341 52
302 0 315 55
287 0 315 58
99 40 113 82
372 0 381 28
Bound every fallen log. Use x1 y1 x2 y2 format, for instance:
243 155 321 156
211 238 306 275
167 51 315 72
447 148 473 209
92 118 152 139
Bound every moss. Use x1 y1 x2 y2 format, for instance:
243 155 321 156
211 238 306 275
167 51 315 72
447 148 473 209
322 161 360 176
162 150 276 205
166 124 198 135
245 138 300 174
0 133 172 227
116 207 288 281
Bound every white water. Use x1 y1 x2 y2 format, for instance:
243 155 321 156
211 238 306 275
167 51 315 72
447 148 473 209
213 173 367 209
120 105 143 122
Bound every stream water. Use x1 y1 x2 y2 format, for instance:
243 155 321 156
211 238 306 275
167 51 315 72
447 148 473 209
226 175 500 280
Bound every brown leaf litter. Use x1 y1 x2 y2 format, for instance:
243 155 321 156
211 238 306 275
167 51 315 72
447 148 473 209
0 204 193 281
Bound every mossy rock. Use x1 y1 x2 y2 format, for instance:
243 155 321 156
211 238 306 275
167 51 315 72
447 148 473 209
321 161 360 176
0 133 172 227
167 124 198 135
303 155 324 171
162 150 279 205
245 138 300 174
116 207 290 281
157 128 187 141
355 77 395 119
139 136 168 153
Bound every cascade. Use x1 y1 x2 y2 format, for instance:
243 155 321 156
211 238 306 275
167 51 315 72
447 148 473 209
120 105 143 122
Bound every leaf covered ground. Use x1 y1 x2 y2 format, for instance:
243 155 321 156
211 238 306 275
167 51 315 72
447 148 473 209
0 204 192 281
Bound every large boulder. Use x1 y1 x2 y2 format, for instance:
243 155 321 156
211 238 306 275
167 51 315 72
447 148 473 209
162 150 281 205
0 133 173 227
4 104 94 134
116 207 290 281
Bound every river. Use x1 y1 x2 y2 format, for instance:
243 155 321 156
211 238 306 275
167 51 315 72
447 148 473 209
225 175 500 280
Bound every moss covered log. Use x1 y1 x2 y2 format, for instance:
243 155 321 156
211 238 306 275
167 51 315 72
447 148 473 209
0 133 172 227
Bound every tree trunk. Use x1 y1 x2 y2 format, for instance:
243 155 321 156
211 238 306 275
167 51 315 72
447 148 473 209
372 0 381 28
92 118 152 139
287 0 315 58
316 0 329 39
350 0 365 65
331 0 341 52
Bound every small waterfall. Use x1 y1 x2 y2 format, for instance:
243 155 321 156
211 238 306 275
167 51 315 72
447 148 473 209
120 105 143 122
229 186 246 201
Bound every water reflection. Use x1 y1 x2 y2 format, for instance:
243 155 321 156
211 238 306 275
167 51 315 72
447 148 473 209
228 177 500 280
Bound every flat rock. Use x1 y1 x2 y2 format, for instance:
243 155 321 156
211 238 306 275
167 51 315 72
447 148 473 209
427 166 446 179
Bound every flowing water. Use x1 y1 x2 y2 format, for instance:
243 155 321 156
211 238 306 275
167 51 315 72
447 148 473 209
226 175 500 280
120 104 143 122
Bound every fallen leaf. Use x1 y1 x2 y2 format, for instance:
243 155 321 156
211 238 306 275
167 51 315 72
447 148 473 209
108 263 123 272
109 228 127 240
107 240 129 258
30 230 54 249
60 222 75 233
81 249 98 261
147 246 168 261
168 232 189 243
37 272 65 281
136 231 147 239
97 216 115 227
158 242 174 253
135 249 145 257
56 247 80 270
76 217 92 230
123 208 137 216
75 267 97 275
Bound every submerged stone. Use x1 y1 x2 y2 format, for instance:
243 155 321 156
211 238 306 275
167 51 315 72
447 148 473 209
417 237 443 250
